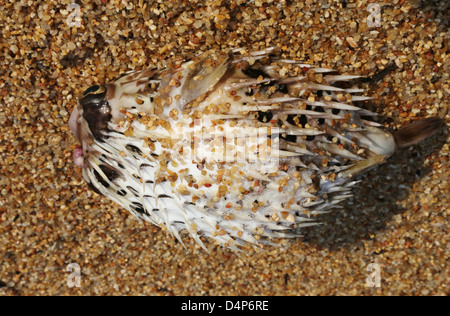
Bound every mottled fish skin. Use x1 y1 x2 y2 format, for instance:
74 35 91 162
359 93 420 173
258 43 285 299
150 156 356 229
69 48 435 251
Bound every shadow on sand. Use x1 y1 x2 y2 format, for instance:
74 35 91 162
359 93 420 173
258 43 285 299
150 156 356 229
302 122 447 251
410 0 449 25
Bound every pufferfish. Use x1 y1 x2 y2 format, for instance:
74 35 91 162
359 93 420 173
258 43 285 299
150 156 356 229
69 47 440 251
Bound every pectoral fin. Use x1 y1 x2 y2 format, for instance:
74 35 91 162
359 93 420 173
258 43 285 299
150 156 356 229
340 155 388 178
180 52 230 107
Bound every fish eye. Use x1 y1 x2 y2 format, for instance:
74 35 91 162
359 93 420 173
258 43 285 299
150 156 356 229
79 83 111 140
83 85 105 96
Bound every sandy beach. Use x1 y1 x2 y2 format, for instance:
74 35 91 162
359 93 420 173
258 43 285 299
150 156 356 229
0 0 448 295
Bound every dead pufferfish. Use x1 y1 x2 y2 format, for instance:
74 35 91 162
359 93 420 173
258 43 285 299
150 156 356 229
69 47 440 251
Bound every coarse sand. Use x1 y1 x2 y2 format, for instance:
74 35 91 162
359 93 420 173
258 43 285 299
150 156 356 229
0 0 448 295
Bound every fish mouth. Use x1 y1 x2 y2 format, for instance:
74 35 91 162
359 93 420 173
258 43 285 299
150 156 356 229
69 106 84 167
69 106 82 142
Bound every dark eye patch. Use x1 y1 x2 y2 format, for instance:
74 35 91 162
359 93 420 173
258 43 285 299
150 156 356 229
281 134 297 142
87 181 102 195
99 164 119 182
277 83 288 94
314 106 325 113
126 144 143 155
93 164 120 189
287 114 308 127
93 169 109 188
131 202 147 215
126 186 139 197
257 111 273 123
242 68 269 79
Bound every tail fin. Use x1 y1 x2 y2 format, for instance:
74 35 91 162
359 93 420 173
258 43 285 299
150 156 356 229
393 117 442 149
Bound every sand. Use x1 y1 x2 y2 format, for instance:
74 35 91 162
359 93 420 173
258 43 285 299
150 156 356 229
0 0 448 295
